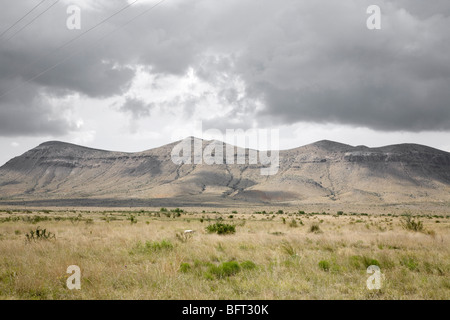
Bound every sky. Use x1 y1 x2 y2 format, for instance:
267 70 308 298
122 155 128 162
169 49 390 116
0 0 450 166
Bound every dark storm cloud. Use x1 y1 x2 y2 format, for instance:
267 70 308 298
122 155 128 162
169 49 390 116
1 0 449 136
0 80 73 136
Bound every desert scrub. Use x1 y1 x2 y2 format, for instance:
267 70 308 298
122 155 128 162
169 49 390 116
289 219 298 228
128 215 137 224
400 215 423 232
206 223 236 235
25 226 55 242
309 223 321 233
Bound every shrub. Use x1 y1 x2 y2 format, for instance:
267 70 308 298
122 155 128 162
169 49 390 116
128 215 137 224
309 223 321 233
289 219 298 228
25 226 55 242
401 215 424 232
206 223 236 235
318 260 330 271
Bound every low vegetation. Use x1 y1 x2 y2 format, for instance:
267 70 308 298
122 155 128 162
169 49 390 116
400 215 424 232
25 226 55 242
206 223 236 235
0 208 448 299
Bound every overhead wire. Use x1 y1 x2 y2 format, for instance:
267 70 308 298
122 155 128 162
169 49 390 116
0 0 167 99
3 0 61 43
0 0 47 39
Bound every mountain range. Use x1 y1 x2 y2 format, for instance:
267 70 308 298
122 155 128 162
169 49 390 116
1 137 450 207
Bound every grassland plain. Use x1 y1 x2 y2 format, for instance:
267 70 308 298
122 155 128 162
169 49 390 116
0 207 449 300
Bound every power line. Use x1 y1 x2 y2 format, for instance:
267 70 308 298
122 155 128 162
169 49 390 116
3 0 61 43
47 0 139 57
0 0 47 39
0 0 166 99
4 0 139 92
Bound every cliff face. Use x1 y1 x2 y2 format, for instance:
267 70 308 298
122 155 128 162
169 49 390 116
1 138 450 205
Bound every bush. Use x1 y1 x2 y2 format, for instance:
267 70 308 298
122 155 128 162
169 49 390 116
206 223 236 235
401 215 424 232
309 223 321 233
128 215 137 224
25 226 55 242
289 219 298 228
318 260 330 271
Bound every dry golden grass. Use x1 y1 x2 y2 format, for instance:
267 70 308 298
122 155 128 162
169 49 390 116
0 208 449 299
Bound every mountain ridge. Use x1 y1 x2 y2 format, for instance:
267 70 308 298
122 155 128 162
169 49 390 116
1 137 450 206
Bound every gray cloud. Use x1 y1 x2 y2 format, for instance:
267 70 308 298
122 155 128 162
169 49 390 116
0 0 449 137
119 97 154 119
0 78 75 136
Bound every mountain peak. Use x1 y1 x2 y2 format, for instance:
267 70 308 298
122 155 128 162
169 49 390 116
38 141 72 147
309 140 353 151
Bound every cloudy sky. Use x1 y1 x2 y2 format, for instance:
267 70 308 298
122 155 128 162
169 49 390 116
0 0 450 165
